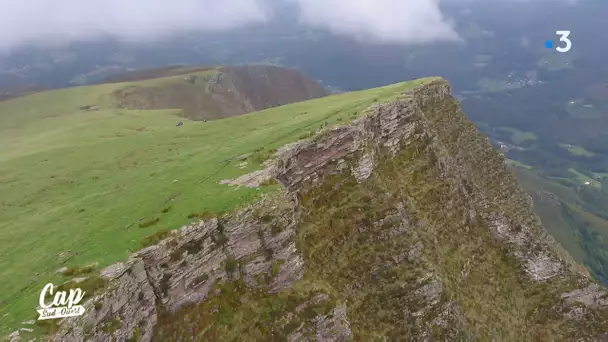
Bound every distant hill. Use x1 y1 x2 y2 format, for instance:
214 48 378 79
0 85 47 102
512 166 608 285
103 66 216 83
110 65 327 121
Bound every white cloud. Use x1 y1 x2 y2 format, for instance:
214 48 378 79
293 0 461 44
0 0 583 51
0 0 271 51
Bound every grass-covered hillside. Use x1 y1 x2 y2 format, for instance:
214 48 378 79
512 167 608 283
463 75 608 287
0 72 434 335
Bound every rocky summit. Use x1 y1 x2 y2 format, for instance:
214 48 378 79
46 79 608 341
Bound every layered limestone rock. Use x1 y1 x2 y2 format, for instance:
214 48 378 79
48 78 608 341
51 195 304 341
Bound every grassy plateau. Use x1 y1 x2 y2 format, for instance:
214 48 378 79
0 71 434 335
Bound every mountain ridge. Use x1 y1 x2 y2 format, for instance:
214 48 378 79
112 65 327 121
43 78 608 341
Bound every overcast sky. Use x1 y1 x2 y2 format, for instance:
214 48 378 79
0 0 579 51
0 0 270 51
294 0 460 44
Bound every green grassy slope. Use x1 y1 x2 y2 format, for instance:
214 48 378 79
512 167 608 281
0 75 435 335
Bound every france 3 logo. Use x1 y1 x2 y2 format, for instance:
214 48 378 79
545 31 572 53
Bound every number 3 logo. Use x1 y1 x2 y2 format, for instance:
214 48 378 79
556 30 572 53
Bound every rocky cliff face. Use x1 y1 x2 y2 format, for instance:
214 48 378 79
48 79 608 341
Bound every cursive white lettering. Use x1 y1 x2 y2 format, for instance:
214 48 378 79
39 283 87 310
39 283 54 309
52 290 67 307
68 288 85 309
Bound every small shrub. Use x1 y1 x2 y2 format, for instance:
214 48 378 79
225 258 239 273
193 273 209 286
36 318 60 335
94 301 103 311
261 178 278 187
83 320 94 335
264 247 274 261
249 147 276 164
138 291 145 301
140 229 170 248
160 206 172 214
63 265 95 277
160 273 172 296
127 327 143 342
254 273 271 286
213 232 229 248
139 217 160 228
283 320 301 335
187 211 216 220
169 239 203 261
260 214 273 223
271 224 283 236
100 318 122 334
79 276 108 298
170 249 185 262
271 261 281 278
56 276 107 300
298 131 315 140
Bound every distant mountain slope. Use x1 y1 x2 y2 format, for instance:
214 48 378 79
513 167 608 285
103 66 216 83
112 65 328 121
0 85 47 102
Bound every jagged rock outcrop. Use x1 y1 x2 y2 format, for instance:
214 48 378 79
48 79 608 341
51 194 304 341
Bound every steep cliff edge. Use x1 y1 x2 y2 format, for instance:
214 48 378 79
48 79 608 341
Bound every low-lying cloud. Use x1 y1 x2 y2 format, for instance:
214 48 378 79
293 0 460 44
0 0 580 51
0 0 270 51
